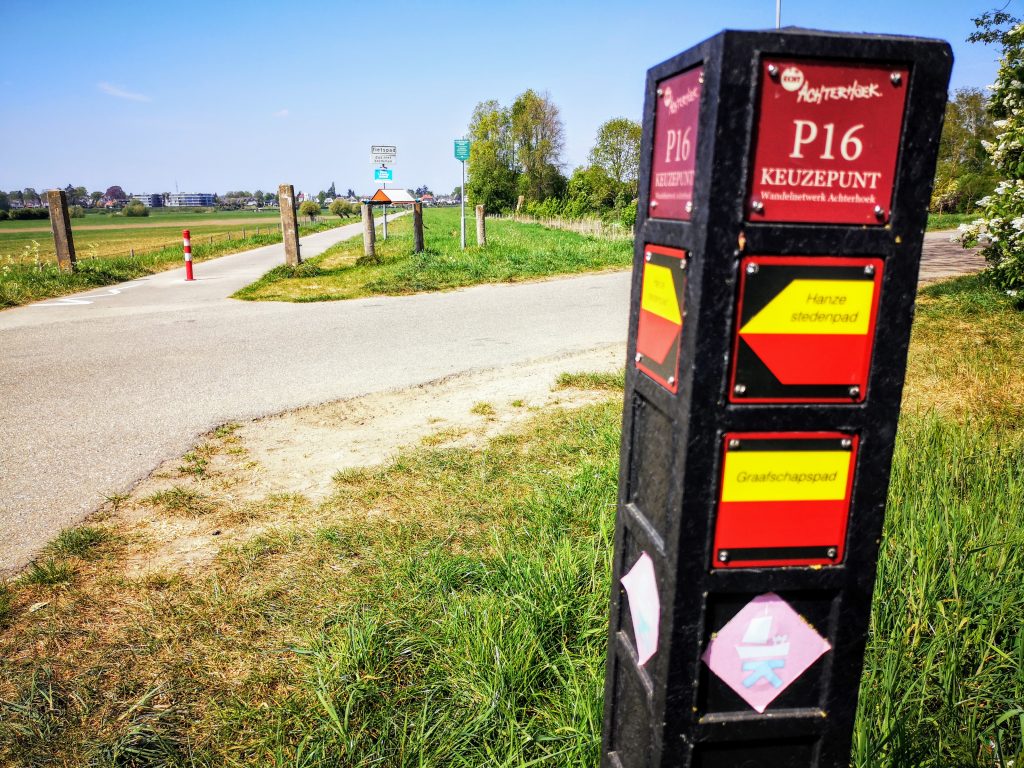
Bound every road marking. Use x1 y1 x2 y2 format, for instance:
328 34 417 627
34 281 147 307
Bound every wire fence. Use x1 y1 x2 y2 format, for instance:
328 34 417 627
494 213 635 241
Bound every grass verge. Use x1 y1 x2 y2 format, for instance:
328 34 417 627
0 218 355 309
0 275 1020 766
233 206 633 303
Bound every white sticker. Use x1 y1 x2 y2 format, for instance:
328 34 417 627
621 551 660 666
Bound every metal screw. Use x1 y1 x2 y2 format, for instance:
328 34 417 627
728 438 741 449
645 251 652 262
685 201 693 213
864 264 876 276
698 73 705 84
650 200 658 208
635 353 643 363
841 438 853 449
849 385 861 398
733 384 747 396
826 547 838 559
656 87 664 96
890 72 902 86
679 259 687 270
751 200 765 214
767 64 780 78
874 205 885 220
668 376 676 386
746 262 759 275
718 550 730 563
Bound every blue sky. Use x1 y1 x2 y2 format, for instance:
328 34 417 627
0 0 1015 198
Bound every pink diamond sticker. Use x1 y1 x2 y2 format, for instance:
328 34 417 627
701 593 831 713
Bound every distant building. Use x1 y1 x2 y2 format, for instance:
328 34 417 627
131 194 164 208
166 193 215 207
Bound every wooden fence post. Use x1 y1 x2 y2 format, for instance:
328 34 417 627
516 195 525 214
278 183 302 266
361 203 376 260
475 204 486 247
46 190 76 272
413 202 424 253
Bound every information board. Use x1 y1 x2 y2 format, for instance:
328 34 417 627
649 66 703 220
749 60 909 225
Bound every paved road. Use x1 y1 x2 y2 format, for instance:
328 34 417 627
0 216 629 573
0 228 983 573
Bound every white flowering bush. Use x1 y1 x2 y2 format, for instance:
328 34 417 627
959 23 1024 289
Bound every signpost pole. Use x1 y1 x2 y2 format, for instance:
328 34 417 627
601 29 951 768
460 159 466 250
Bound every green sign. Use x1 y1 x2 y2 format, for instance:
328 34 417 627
454 139 471 161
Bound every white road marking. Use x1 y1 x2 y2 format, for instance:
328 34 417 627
34 281 148 307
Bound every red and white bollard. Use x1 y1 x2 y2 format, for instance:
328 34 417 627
182 229 194 281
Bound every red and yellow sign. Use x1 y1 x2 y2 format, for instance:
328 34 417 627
749 59 908 225
636 244 687 392
713 432 858 568
730 256 883 403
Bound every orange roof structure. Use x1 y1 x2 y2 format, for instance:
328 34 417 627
369 188 416 205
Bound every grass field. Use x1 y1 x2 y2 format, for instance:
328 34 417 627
0 215 359 309
0 274 1020 766
234 206 633 302
0 208 339 265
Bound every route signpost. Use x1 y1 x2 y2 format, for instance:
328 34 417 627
455 139 471 249
602 28 951 768
371 146 396 239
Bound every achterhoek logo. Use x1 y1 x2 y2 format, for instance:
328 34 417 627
661 84 700 115
777 66 883 105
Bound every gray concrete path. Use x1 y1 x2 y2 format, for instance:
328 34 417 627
0 227 984 573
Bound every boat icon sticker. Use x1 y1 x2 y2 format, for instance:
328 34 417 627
701 592 830 712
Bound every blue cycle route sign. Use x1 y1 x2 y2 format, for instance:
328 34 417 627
454 139 471 161
374 168 393 182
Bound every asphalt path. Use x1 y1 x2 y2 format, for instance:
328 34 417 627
0 227 982 573
0 215 631 573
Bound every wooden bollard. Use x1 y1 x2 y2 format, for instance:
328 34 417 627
516 195 525 213
46 190 76 272
475 204 486 247
413 202 424 253
361 203 376 260
278 183 302 266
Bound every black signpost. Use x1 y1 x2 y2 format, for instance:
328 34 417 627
602 29 951 768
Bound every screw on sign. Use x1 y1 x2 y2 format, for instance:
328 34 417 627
603 28 950 768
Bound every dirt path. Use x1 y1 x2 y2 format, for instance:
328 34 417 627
114 345 624 575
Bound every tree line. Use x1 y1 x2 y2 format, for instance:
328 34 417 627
466 90 641 227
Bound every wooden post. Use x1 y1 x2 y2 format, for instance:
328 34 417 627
361 203 376 260
475 204 486 247
413 202 424 253
278 183 302 266
516 195 525 213
46 190 76 272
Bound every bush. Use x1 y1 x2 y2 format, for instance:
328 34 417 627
329 199 353 218
123 201 149 217
0 209 8 220
8 207 48 220
299 200 321 220
69 205 85 218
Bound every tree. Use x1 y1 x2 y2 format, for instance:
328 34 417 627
0 191 8 211
299 200 321 220
510 90 567 202
90 191 103 206
253 189 264 209
959 12 1024 289
466 100 519 210
105 186 127 202
414 185 432 196
589 118 642 194
931 89 997 213
9 190 24 207
346 188 356 199
329 199 352 218
23 188 40 207
123 200 148 217
327 182 337 198
316 191 327 206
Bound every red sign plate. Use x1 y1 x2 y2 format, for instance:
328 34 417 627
730 255 883 403
636 244 687 392
749 59 908 225
649 65 703 220
713 432 858 568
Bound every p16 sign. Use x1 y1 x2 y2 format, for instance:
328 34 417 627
749 60 909 225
